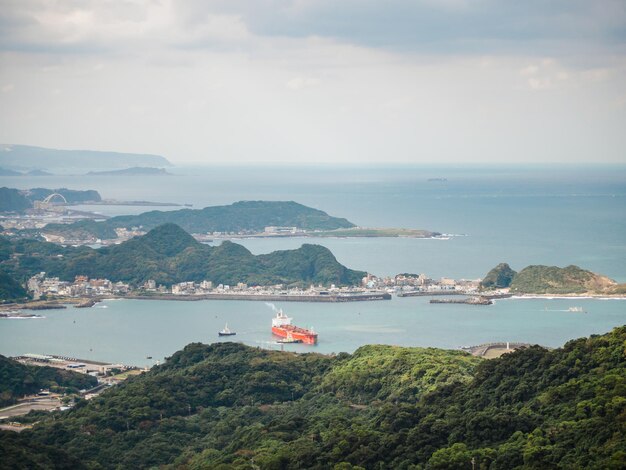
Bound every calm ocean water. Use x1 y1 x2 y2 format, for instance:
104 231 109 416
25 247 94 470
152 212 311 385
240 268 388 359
1 297 624 367
1 165 625 363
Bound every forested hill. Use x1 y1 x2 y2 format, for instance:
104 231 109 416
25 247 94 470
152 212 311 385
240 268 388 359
42 200 356 239
0 223 365 287
480 262 623 295
1 327 624 469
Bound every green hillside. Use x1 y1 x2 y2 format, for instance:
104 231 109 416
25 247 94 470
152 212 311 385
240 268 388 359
0 269 28 302
0 224 365 287
0 187 102 213
480 262 517 289
0 188 31 213
1 327 624 468
25 188 102 203
510 264 617 294
481 263 622 295
42 200 355 239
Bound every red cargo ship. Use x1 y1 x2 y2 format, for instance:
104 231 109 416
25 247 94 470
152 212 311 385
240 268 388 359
271 310 318 345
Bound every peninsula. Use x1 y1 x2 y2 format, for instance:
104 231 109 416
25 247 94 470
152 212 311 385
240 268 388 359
0 144 171 172
12 200 440 244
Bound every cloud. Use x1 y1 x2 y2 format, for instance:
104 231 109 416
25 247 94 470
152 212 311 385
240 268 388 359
0 0 624 164
1 0 625 62
170 0 626 61
286 77 320 90
518 58 617 91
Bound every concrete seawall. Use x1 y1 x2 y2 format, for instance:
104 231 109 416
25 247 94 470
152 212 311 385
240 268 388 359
125 292 391 302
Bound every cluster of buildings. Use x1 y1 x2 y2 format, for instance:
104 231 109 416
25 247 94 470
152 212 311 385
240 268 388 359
27 273 130 300
25 271 481 301
362 273 481 294
196 226 308 240
41 227 146 246
169 280 367 296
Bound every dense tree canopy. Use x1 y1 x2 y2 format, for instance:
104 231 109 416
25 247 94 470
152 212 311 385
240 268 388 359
480 263 517 289
2 327 624 469
0 269 28 302
0 224 366 287
481 262 623 295
43 200 356 240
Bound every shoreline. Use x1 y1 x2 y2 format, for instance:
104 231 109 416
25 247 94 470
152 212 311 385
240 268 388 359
4 291 626 313
511 294 626 300
1 292 392 310
126 292 392 302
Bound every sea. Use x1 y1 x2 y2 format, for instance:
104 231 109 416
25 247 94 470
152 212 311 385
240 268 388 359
1 164 625 366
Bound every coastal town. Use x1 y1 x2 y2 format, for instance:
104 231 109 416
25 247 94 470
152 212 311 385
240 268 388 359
21 271 485 304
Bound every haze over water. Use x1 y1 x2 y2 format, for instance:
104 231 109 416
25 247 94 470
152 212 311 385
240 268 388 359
1 164 625 365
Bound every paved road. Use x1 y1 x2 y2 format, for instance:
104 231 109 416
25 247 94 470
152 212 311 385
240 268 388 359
0 398 61 419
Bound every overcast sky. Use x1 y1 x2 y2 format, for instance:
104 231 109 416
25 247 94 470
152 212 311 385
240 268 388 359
0 0 625 164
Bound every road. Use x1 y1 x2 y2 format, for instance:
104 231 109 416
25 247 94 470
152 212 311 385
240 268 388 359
0 397 62 420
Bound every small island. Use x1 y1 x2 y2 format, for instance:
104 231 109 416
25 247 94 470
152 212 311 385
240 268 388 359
480 262 626 296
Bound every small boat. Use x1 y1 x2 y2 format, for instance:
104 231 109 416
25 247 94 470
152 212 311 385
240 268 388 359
567 307 585 313
218 323 236 336
146 356 153 359
276 332 303 344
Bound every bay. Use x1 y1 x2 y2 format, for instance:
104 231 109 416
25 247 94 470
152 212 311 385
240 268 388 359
1 164 625 364
1 297 624 367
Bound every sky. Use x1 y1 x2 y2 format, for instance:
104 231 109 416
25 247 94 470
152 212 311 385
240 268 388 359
0 0 625 165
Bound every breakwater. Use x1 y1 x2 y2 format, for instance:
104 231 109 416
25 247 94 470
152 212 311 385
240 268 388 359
126 292 391 302
396 291 466 298
430 297 492 305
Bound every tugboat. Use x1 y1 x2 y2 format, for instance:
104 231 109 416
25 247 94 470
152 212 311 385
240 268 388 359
276 332 303 344
218 323 236 336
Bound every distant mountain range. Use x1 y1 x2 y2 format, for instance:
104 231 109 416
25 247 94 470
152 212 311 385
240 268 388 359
0 223 366 288
0 144 171 172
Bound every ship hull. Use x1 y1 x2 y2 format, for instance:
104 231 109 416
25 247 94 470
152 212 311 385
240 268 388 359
272 326 317 344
